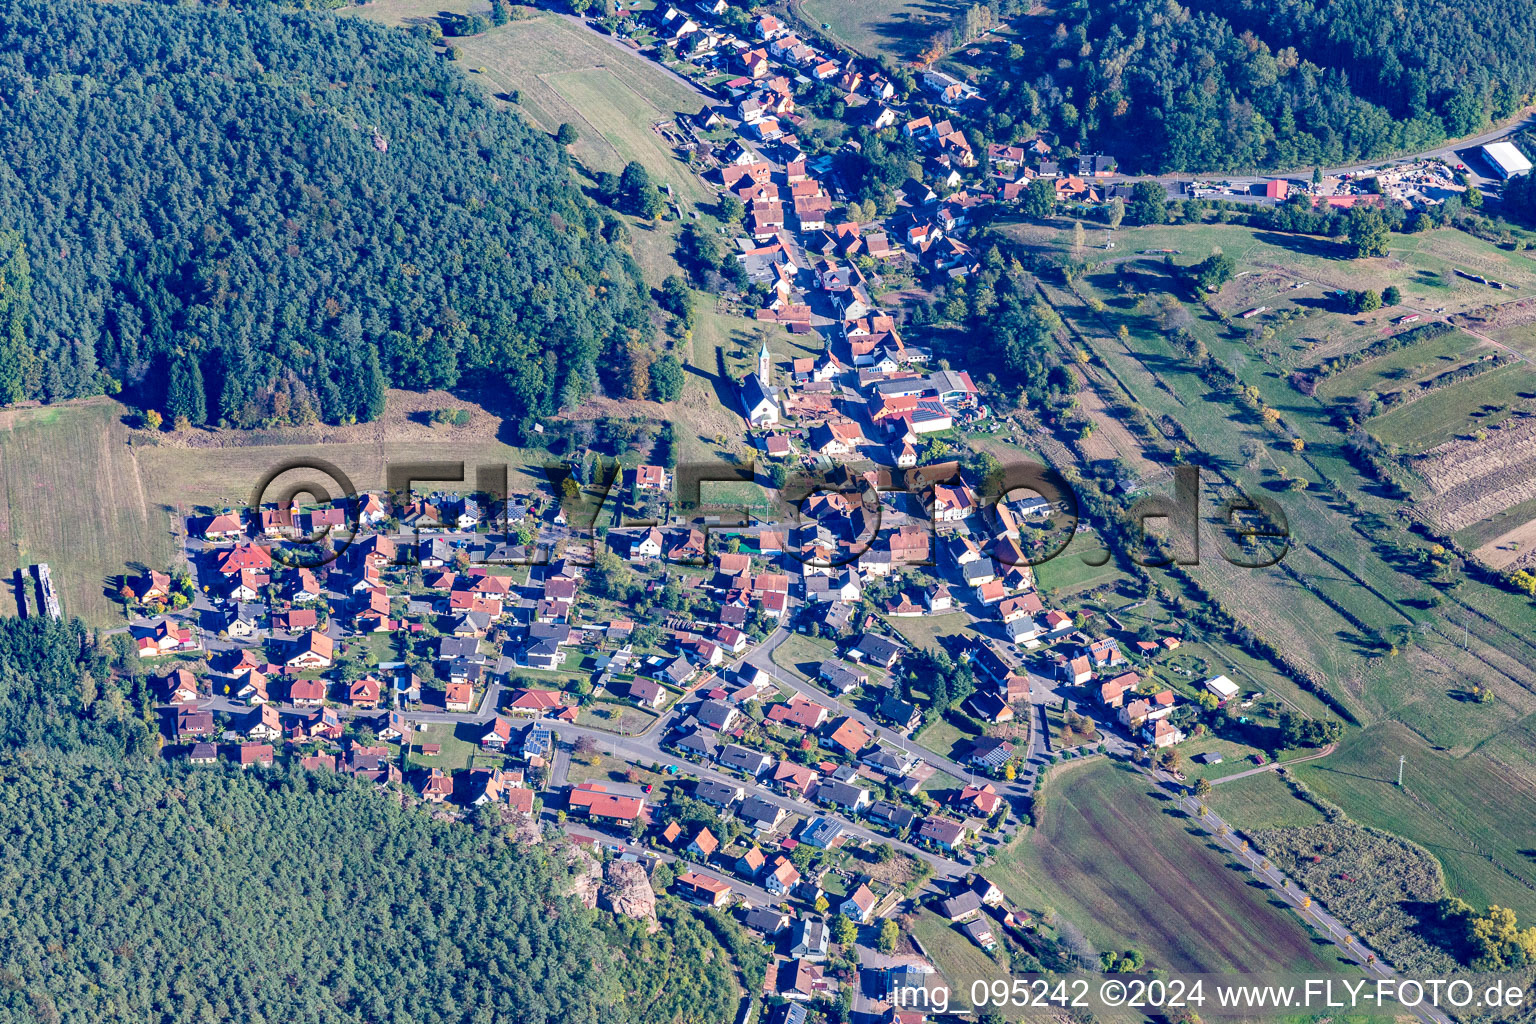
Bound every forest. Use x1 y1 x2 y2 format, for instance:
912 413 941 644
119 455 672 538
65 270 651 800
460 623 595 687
0 616 156 761
0 0 652 429
984 0 1536 172
0 617 742 1024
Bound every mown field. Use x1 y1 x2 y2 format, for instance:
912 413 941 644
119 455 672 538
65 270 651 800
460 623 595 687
350 3 713 206
990 759 1348 973
796 0 968 61
1209 771 1327 829
1365 361 1536 450
1031 545 1125 595
1293 721 1536 921
0 400 180 625
1313 328 1488 402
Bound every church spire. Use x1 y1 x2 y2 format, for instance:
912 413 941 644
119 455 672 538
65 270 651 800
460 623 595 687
757 339 772 387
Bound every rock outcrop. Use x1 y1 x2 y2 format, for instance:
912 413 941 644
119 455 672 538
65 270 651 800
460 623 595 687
562 843 602 911
599 859 660 932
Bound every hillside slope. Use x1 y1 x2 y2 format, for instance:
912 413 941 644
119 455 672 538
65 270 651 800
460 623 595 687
0 0 651 427
991 0 1536 172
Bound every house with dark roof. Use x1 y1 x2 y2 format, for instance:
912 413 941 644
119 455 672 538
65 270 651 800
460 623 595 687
672 729 720 760
917 816 969 852
877 689 921 732
848 632 904 668
938 889 982 922
788 917 829 961
817 660 867 694
860 747 917 777
799 816 845 849
694 779 745 808
966 736 1015 773
744 906 791 936
738 795 786 831
869 800 917 831
695 699 738 731
718 743 773 777
813 778 869 813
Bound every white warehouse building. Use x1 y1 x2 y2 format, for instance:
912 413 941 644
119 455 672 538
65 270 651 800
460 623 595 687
1481 141 1533 180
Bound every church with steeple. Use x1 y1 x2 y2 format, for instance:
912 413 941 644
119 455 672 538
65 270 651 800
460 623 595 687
738 338 780 427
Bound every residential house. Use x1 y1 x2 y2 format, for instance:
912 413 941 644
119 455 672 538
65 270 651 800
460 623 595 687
869 800 917 832
1144 718 1186 747
443 682 474 713
626 677 666 708
966 690 1015 724
738 795 786 831
817 661 867 694
841 884 877 924
1099 671 1140 708
764 856 802 897
568 782 647 829
966 737 1015 773
506 687 566 717
848 633 904 668
481 716 513 751
745 907 790 936
860 747 916 778
814 778 870 814
347 677 382 709
175 707 215 741
687 827 720 860
288 679 326 708
824 716 871 755
238 742 275 769
695 699 738 732
737 845 767 878
675 872 732 908
284 631 333 669
694 779 744 809
771 760 819 798
788 917 829 961
799 816 844 849
243 704 282 741
956 783 1004 818
877 690 921 732
718 743 773 778
919 817 970 853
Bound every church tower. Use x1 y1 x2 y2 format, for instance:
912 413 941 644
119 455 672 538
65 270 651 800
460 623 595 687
757 339 772 388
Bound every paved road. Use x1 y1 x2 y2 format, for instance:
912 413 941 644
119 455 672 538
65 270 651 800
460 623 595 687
747 625 1047 803
1159 772 1453 1024
405 659 971 879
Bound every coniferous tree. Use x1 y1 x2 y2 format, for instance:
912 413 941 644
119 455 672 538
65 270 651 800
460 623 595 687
164 352 207 425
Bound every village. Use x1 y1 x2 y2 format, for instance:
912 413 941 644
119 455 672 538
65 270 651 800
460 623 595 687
112 423 1269 1021
100 3 1528 1020
616 0 1507 261
100 6 1328 1018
